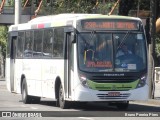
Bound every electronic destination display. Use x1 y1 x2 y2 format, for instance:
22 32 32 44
81 19 139 30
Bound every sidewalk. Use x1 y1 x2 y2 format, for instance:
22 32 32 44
133 98 160 106
0 77 6 86
155 82 160 98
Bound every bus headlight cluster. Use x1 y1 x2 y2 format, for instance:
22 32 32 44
79 75 89 88
137 74 147 88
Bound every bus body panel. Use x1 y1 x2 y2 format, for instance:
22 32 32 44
14 59 23 93
73 83 149 101
6 58 11 92
22 59 42 96
21 59 65 99
41 59 64 98
72 44 80 100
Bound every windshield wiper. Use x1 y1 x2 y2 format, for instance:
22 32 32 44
117 31 130 50
89 30 96 40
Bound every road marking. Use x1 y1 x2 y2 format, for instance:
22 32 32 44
30 107 38 110
78 117 94 120
21 105 38 109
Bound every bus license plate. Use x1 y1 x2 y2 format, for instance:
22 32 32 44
108 92 120 96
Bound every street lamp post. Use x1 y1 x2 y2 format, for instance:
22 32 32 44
15 0 21 24
149 0 157 98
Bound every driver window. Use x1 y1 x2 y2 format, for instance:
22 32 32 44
95 35 112 61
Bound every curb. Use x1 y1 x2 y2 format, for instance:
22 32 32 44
133 99 160 106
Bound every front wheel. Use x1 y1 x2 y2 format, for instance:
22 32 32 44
59 84 70 109
116 101 129 110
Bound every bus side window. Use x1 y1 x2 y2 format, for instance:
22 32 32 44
53 28 64 58
33 30 43 57
43 29 53 58
17 32 25 58
24 31 33 58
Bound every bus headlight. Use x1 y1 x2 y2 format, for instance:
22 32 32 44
137 74 147 88
79 75 89 88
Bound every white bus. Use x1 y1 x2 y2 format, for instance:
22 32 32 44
6 14 149 110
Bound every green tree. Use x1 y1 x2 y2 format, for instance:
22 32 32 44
0 25 8 77
0 25 7 59
40 0 94 14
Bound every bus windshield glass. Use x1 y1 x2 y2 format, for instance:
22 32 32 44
78 32 147 72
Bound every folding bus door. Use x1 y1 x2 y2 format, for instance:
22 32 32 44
64 27 75 99
10 33 18 92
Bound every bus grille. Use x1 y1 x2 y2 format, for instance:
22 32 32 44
92 76 138 83
97 93 130 99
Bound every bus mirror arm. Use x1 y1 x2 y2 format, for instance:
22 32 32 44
84 50 86 64
71 33 76 43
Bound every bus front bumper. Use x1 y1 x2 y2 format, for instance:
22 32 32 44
73 84 149 102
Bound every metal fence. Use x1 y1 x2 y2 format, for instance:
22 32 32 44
155 67 160 83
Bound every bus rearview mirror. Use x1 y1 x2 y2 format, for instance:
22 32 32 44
71 33 76 43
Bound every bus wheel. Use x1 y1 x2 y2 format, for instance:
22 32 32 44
116 101 129 110
32 96 41 104
21 79 32 104
59 84 70 109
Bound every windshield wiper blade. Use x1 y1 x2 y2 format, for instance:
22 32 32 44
117 31 130 50
90 30 96 39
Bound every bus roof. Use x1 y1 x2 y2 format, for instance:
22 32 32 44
28 14 141 23
9 14 142 32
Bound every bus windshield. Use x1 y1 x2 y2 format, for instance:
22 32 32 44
78 32 147 72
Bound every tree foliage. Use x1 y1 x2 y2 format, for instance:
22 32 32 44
156 34 160 55
1 0 160 60
40 0 95 15
0 26 8 59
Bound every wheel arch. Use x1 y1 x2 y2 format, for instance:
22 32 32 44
55 76 62 99
20 74 26 94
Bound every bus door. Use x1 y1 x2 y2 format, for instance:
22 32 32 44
10 32 18 92
64 27 75 98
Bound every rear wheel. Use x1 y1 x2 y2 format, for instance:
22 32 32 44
116 101 129 110
32 96 41 104
21 78 32 104
73 102 87 108
59 84 70 109
21 78 40 104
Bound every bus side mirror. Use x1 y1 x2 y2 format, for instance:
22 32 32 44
71 32 76 43
65 27 76 43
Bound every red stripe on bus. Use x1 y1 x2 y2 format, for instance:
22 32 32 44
38 24 44 28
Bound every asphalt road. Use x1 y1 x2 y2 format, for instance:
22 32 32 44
0 78 160 120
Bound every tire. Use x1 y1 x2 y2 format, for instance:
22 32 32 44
58 84 70 109
73 102 87 108
116 101 129 110
21 78 32 104
21 78 41 104
32 96 41 104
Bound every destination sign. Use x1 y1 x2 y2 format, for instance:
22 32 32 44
81 19 139 30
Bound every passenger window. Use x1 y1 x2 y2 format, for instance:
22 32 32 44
33 30 43 57
17 32 24 58
24 31 33 58
43 29 53 58
53 28 64 58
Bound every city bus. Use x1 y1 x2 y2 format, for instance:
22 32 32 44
6 14 149 110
